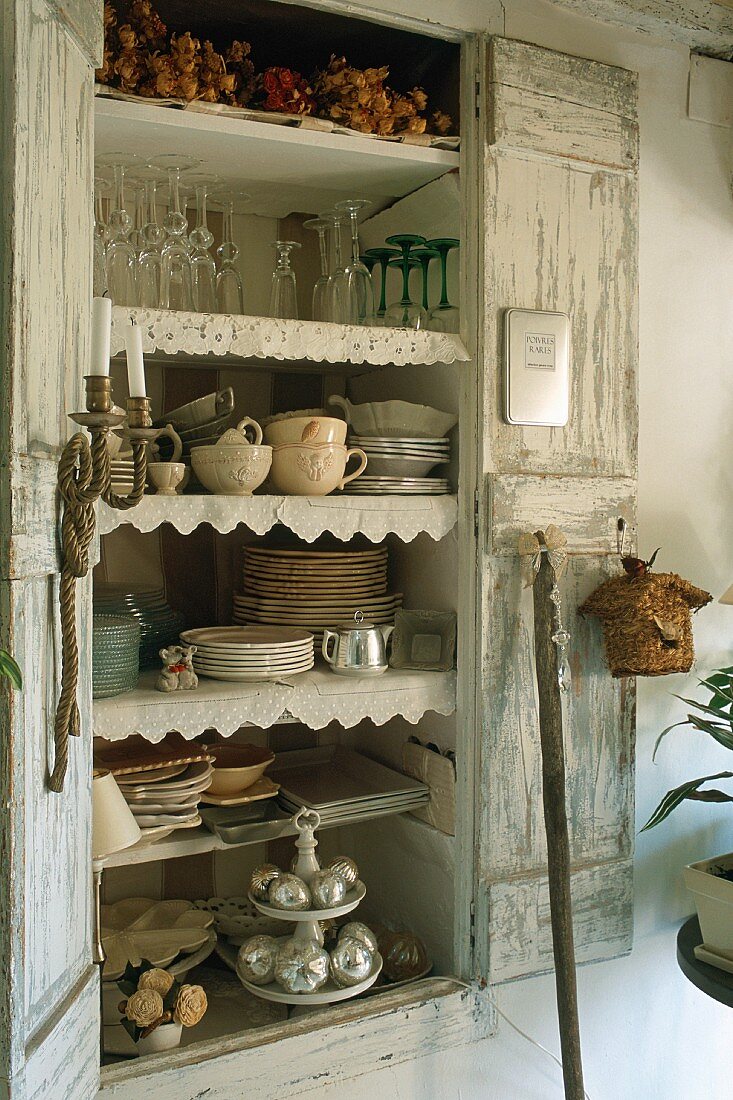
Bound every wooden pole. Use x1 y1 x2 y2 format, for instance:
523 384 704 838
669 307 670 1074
531 535 585 1100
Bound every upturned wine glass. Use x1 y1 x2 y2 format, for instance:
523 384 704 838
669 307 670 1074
137 177 165 309
322 212 350 324
411 247 440 312
215 197 245 315
159 166 194 311
105 163 137 307
303 217 332 321
382 234 428 329
189 183 217 312
364 246 400 325
269 241 301 319
426 238 460 332
334 198 375 325
93 175 111 298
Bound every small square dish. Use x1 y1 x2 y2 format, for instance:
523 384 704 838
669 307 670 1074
389 610 457 671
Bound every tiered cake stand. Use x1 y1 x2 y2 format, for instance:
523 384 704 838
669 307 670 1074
238 807 383 1005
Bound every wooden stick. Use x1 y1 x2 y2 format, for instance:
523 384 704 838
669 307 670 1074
531 534 585 1100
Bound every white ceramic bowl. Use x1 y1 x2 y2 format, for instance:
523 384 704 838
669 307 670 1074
327 395 457 439
264 415 347 447
208 743 275 796
191 445 272 495
269 443 367 496
357 455 449 478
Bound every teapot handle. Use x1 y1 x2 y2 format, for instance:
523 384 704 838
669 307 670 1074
322 629 338 666
326 394 349 422
152 423 183 462
236 417 263 445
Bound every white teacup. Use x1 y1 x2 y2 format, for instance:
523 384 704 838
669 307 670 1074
263 415 347 447
269 442 367 496
148 461 185 496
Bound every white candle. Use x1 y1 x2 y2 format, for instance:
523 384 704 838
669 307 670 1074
124 322 146 398
90 297 112 376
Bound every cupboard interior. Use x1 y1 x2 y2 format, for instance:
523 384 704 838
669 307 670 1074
94 0 469 1068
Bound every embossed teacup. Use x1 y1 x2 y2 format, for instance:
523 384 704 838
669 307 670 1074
269 442 367 496
263 415 347 447
190 417 272 496
148 461 185 496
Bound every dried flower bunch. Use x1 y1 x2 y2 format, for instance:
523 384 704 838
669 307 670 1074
97 3 452 134
117 961 208 1042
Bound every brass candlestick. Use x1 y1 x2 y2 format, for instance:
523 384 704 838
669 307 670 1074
51 376 150 793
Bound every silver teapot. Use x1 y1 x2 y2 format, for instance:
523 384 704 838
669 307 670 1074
322 612 394 677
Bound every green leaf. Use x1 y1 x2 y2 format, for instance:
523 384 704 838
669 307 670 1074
699 676 733 700
120 1017 140 1043
673 694 733 723
117 980 137 998
687 715 733 752
0 651 22 690
641 771 733 831
686 790 733 804
122 962 139 985
652 721 690 761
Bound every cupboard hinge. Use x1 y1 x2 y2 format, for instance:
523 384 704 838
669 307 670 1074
475 78 481 119
469 900 476 951
473 489 480 539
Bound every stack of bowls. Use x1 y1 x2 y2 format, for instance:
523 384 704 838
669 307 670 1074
190 418 272 496
92 615 140 699
263 414 367 497
94 584 186 669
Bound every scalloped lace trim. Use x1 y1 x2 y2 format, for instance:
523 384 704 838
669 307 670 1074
110 308 470 367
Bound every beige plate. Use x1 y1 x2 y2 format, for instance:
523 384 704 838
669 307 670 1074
95 735 213 776
114 763 188 785
197 663 313 682
245 579 387 595
245 548 387 561
234 595 401 611
181 626 313 648
243 562 387 577
199 776 280 806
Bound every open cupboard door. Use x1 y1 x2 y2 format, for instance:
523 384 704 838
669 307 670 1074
473 37 639 986
0 1 101 1097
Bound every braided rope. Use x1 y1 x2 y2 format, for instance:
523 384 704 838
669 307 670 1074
51 431 146 793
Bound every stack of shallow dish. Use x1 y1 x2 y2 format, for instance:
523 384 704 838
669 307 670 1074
344 474 450 495
180 626 315 682
92 615 140 699
233 545 402 645
348 435 450 479
109 446 141 496
201 742 279 807
94 583 186 668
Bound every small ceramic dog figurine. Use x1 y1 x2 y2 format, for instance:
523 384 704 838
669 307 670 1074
156 645 199 693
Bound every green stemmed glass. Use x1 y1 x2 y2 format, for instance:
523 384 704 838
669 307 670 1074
382 234 428 329
411 247 440 312
426 237 460 333
364 246 400 325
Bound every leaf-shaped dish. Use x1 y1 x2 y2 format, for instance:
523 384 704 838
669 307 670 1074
101 898 215 980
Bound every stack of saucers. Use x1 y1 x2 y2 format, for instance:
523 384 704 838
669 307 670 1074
109 447 141 496
344 475 450 496
116 760 214 837
92 615 140 699
94 583 186 668
180 626 315 682
348 436 450 479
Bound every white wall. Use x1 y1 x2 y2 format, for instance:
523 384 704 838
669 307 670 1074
315 0 733 1096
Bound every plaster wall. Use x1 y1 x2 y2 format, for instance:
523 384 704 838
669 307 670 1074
317 1 733 1097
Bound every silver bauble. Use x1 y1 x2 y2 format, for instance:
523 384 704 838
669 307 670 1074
268 873 312 911
290 853 320 874
274 940 330 994
310 869 347 910
338 921 379 955
250 863 282 902
238 935 279 985
327 856 359 889
329 936 373 987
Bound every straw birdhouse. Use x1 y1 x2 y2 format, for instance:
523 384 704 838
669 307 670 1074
579 570 712 678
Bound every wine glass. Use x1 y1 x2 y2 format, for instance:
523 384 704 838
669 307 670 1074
159 166 194 311
189 183 217 313
364 247 400 325
269 241 301 319
334 198 374 325
93 175 111 298
426 238 461 332
303 217 332 321
411 247 440 312
137 177 165 309
215 196 245 314
322 212 349 324
105 163 137 307
382 234 428 329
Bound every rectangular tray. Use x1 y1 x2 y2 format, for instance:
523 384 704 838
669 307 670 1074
270 746 429 811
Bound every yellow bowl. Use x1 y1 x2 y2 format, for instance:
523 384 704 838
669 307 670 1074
207 743 275 796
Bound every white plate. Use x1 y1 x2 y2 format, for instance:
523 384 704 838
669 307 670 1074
191 645 313 662
181 626 314 648
197 663 314 682
118 760 213 793
131 808 201 827
115 763 188 786
127 795 202 814
195 655 314 671
233 595 400 610
350 435 448 445
248 881 366 921
238 953 382 1005
245 548 386 560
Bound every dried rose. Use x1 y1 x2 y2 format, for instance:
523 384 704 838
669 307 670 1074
117 24 138 50
279 68 296 90
174 984 208 1027
430 109 453 135
125 989 163 1027
263 71 279 94
138 968 174 996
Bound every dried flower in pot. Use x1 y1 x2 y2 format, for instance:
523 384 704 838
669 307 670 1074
117 960 208 1055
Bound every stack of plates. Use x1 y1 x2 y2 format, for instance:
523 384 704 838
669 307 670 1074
92 615 140 699
94 583 186 668
349 435 450 479
116 760 214 836
344 476 450 496
180 626 315 682
110 452 142 496
233 546 401 644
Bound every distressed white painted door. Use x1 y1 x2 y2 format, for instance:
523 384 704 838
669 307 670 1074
0 1 101 1097
473 37 639 984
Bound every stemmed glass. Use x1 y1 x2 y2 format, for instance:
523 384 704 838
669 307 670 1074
334 198 374 325
137 177 166 309
93 175 111 298
189 183 217 312
322 212 349 324
364 247 400 325
269 241 301 319
426 238 460 332
215 197 245 315
382 234 428 329
303 217 332 321
160 165 194 310
411 247 440 313
105 163 137 307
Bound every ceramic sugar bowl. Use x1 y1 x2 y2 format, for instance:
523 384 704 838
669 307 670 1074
191 417 272 496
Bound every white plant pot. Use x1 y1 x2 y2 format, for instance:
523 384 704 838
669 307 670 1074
136 1021 182 1056
683 851 733 958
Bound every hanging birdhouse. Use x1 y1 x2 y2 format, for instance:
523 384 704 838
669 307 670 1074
579 554 711 677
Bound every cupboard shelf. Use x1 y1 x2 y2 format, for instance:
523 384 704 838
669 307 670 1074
98 491 458 541
93 666 457 741
108 307 470 372
95 96 460 221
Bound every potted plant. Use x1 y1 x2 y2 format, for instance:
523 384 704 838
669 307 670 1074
117 961 208 1055
0 650 22 690
643 666 733 961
